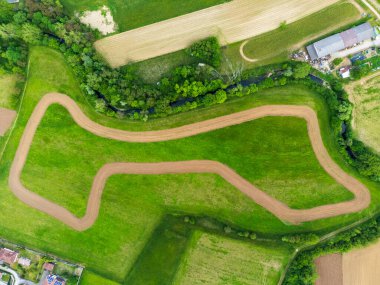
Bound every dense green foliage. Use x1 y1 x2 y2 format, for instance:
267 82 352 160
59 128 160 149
186 37 222 68
351 54 380 79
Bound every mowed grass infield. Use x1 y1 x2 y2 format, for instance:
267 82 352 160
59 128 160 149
1 46 380 283
60 0 229 32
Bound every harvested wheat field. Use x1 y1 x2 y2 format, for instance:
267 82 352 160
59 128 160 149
9 92 370 231
315 253 343 285
95 0 340 67
342 240 380 285
0 108 16 136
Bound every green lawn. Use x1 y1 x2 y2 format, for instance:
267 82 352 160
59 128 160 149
80 271 120 285
349 75 380 153
1 46 380 283
173 231 292 285
60 0 229 32
0 74 21 109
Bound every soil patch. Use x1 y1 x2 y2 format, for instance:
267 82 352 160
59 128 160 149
0 108 16 136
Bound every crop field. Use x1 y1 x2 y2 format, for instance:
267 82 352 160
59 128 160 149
60 0 229 32
1 46 380 284
348 75 380 153
95 0 341 67
131 1 361 82
173 231 291 285
236 1 360 66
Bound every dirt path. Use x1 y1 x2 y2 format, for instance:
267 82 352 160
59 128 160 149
8 93 371 231
0 108 16 136
95 0 340 67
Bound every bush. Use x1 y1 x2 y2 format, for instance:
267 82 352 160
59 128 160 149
186 37 222 68
332 58 343 67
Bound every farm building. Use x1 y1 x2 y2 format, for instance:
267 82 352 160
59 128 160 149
307 23 375 60
0 248 18 265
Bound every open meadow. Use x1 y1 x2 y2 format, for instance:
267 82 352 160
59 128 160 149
1 46 380 284
348 74 380 153
173 231 291 285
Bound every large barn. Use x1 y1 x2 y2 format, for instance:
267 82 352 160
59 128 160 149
307 23 375 60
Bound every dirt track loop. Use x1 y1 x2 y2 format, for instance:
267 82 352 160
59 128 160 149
9 93 370 231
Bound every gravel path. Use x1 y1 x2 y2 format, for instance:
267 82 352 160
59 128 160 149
8 93 371 231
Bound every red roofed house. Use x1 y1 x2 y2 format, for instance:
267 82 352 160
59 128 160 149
0 248 18 265
43 274 66 285
43 262 55 272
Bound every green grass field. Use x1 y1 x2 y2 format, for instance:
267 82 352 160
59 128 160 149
173 231 292 285
1 46 380 284
0 74 21 109
60 0 229 32
22 103 355 216
349 75 380 153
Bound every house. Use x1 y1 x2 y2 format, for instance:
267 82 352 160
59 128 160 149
43 262 55 272
0 248 18 265
339 66 351 79
43 274 66 285
18 257 31 267
307 23 375 60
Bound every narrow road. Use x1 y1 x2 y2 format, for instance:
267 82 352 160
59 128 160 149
362 0 380 19
8 93 371 231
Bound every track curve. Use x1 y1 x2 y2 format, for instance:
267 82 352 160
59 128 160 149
9 93 371 231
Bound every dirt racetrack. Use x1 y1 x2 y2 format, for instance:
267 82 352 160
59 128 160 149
95 0 340 67
0 108 16 136
9 93 370 231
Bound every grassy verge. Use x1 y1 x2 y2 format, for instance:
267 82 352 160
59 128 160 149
80 271 120 285
173 230 291 285
60 0 229 32
1 46 380 283
0 74 22 109
348 75 380 153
